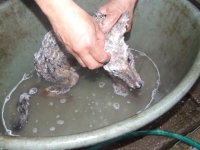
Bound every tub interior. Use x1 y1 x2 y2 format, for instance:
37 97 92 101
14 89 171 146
0 0 200 136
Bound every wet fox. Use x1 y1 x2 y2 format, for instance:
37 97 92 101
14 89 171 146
94 11 142 90
34 11 142 97
14 11 142 130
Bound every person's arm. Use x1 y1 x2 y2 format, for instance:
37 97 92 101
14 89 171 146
35 0 110 69
99 0 137 33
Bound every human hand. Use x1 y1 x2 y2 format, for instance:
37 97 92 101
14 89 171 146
99 0 137 33
35 0 110 69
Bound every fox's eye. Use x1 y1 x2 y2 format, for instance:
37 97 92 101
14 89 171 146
127 57 131 63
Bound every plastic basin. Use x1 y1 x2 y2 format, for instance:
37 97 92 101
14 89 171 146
0 0 199 149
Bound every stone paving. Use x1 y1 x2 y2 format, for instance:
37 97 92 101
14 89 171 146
98 77 200 150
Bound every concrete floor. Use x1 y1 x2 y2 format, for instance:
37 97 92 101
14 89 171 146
94 77 200 150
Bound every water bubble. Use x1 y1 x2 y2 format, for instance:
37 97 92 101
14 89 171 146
5 96 10 102
28 88 37 95
35 120 39 123
49 102 54 106
90 125 93 128
152 89 157 96
57 120 64 125
139 51 146 56
24 73 32 79
127 100 131 104
50 127 55 131
60 99 66 104
99 82 105 88
92 93 96 96
19 93 30 102
113 84 128 97
113 103 120 109
56 115 60 118
33 128 37 133
75 110 78 113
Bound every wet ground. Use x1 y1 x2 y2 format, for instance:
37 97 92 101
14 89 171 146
89 77 200 150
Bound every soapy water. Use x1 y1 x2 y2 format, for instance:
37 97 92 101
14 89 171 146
28 88 37 95
112 84 129 97
56 115 60 118
113 103 120 110
50 127 55 131
99 82 105 88
130 48 160 111
60 99 66 104
2 49 160 137
32 128 37 133
2 70 34 136
57 120 64 125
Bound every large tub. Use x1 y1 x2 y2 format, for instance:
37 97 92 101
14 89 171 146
0 0 200 149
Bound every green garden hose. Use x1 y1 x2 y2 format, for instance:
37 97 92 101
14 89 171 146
87 129 200 150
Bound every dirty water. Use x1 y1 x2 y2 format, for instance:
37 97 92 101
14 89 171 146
2 49 160 137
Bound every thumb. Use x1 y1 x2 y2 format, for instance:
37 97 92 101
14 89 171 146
101 12 121 33
126 13 133 32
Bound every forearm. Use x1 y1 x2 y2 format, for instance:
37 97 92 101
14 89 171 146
34 0 109 69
